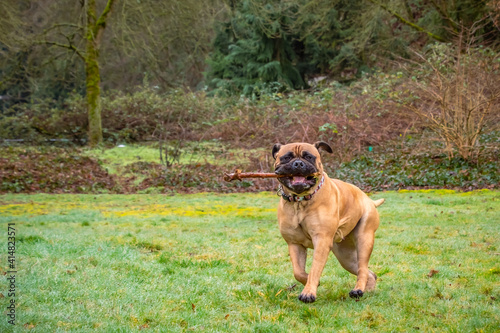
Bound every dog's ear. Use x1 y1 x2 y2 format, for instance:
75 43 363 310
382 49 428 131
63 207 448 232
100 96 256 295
272 143 282 159
314 141 333 154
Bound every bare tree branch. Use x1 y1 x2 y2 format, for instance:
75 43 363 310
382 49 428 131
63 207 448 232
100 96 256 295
94 0 116 41
43 23 84 34
37 40 85 61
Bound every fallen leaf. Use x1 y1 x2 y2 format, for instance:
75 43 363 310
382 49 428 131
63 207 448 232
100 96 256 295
427 269 439 277
225 314 230 320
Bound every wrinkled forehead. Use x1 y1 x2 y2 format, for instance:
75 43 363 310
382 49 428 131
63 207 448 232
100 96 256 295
278 143 319 157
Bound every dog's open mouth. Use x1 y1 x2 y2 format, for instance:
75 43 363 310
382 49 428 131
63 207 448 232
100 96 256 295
286 175 317 186
280 175 317 186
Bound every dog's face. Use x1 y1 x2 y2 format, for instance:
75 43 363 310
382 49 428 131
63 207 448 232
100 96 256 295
272 142 333 194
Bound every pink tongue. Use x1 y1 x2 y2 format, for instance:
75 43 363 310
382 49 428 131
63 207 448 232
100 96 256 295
291 176 306 185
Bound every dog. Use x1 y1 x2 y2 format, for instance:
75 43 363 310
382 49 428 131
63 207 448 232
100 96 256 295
273 141 385 303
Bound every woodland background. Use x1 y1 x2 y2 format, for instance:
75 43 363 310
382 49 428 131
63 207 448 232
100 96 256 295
0 0 499 193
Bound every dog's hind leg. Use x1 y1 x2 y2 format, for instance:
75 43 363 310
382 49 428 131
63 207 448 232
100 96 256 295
332 213 379 298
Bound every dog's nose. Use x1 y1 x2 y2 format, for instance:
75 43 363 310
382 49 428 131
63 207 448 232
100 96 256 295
292 160 305 169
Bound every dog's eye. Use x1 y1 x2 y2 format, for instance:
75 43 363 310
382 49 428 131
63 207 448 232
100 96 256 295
280 153 294 163
303 153 314 161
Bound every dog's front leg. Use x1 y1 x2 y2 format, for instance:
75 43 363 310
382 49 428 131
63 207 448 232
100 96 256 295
298 236 331 303
288 243 308 285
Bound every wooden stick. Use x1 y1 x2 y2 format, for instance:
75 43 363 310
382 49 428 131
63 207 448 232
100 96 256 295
223 169 321 182
223 169 284 182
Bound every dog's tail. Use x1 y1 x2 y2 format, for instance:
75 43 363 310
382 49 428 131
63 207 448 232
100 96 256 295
373 198 385 207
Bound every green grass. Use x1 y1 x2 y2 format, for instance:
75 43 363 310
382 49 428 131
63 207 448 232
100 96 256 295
0 190 499 332
86 144 162 166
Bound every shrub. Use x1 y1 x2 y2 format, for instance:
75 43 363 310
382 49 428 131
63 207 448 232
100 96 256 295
399 38 500 161
0 147 116 193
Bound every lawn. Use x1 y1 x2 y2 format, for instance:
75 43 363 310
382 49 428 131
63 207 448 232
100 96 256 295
0 190 499 332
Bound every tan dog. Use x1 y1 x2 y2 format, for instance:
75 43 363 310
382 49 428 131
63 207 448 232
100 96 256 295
273 142 384 303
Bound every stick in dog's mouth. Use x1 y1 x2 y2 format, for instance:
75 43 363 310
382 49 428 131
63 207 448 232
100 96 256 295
223 169 321 182
223 169 287 182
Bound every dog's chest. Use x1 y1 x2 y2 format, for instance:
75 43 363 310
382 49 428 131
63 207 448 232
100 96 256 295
278 204 314 248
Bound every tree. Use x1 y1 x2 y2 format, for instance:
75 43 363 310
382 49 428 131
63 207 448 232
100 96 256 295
111 0 223 90
365 0 499 44
0 1 26 109
0 1 23 50
207 0 500 96
1 0 224 122
83 0 115 145
31 0 114 145
207 0 328 97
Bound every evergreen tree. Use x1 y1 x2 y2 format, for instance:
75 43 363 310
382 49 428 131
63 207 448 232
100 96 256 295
207 0 499 96
207 0 313 96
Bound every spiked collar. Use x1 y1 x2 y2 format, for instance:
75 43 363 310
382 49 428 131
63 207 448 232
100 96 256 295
277 173 325 202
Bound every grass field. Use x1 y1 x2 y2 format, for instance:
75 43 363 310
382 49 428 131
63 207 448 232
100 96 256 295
0 190 499 332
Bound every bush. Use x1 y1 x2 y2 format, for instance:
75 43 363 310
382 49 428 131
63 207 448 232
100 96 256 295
0 147 116 193
0 95 87 144
2 79 413 158
329 138 499 192
0 116 41 142
398 40 500 161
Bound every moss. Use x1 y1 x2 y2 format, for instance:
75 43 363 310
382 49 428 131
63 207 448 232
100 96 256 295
85 53 103 146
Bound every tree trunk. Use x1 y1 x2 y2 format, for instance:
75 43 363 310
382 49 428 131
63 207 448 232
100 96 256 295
85 0 102 146
86 40 103 146
85 0 115 146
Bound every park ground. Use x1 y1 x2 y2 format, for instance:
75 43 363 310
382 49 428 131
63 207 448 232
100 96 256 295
0 189 499 332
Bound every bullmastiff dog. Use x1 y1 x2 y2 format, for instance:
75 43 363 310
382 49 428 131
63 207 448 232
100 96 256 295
273 141 385 303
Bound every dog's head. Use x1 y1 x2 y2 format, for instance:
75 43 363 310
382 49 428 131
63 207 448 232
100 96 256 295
272 141 333 194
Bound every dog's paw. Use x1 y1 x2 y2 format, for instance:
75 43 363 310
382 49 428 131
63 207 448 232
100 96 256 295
298 292 316 303
349 289 364 299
